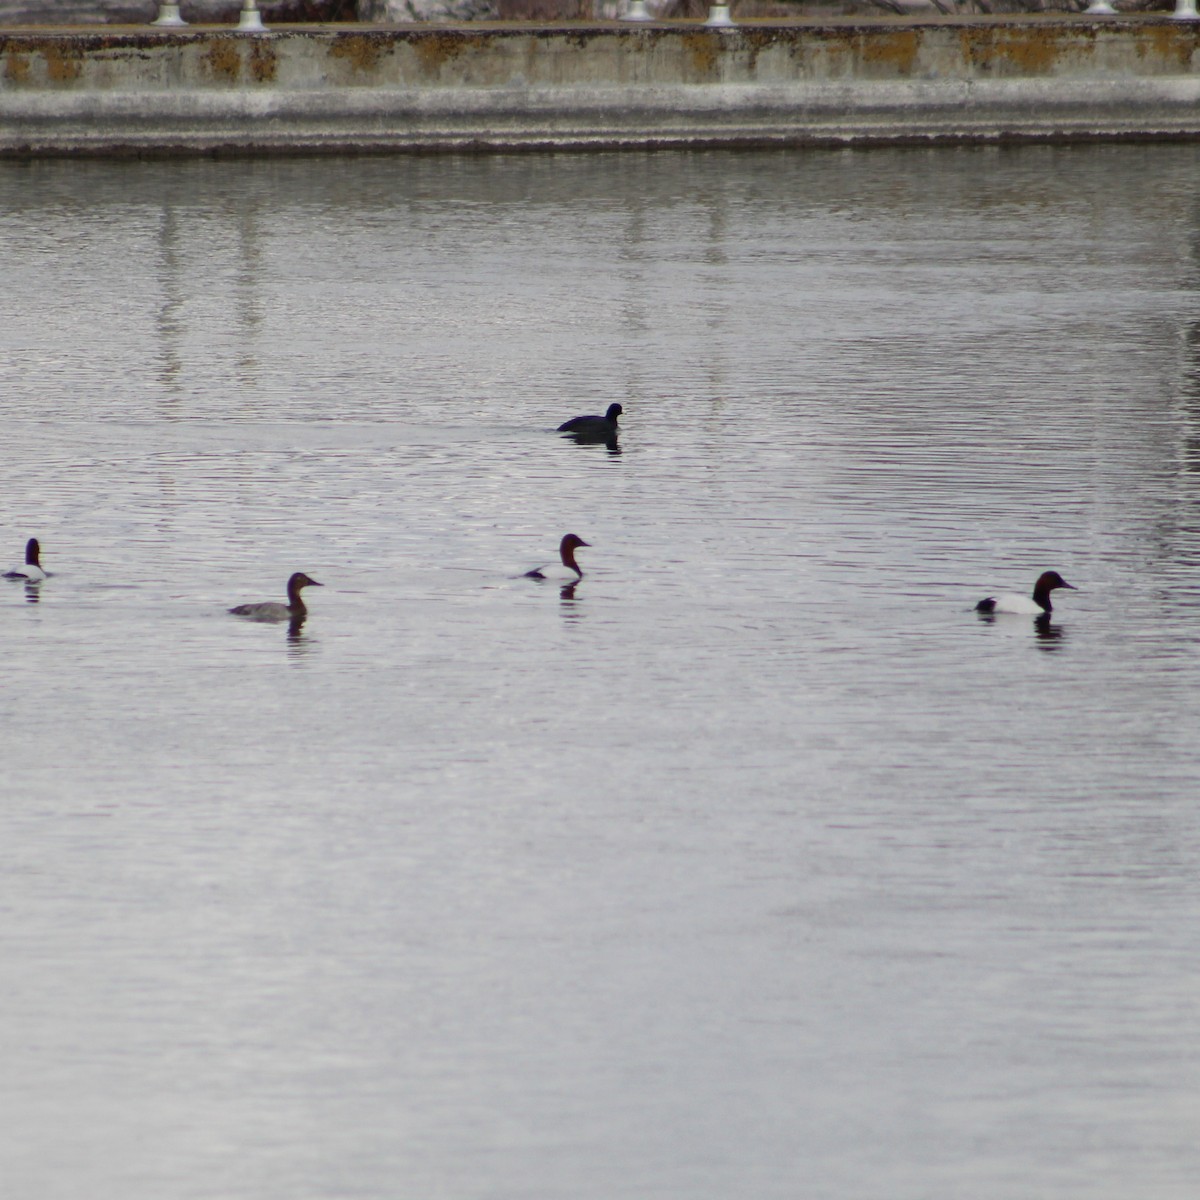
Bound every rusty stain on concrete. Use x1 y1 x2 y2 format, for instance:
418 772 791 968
859 29 921 74
681 31 720 79
248 40 278 84
329 34 383 75
960 25 1086 75
739 27 790 72
816 30 853 75
1145 23 1195 70
3 49 31 85
43 43 83 84
412 32 472 77
204 38 242 84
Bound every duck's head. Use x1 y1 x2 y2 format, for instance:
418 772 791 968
1037 571 1074 593
559 534 590 573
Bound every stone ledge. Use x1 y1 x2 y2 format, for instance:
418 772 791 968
2 21 1198 154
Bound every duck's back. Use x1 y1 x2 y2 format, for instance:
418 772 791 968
229 600 292 621
558 414 606 433
3 564 45 582
557 403 622 434
976 593 1043 615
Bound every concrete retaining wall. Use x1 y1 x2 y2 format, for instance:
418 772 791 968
2 19 1199 155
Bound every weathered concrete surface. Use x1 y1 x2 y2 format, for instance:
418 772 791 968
1 20 1198 155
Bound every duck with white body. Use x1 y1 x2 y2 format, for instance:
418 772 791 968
524 534 590 582
3 538 46 582
976 571 1075 616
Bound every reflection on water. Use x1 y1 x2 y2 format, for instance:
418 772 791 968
3 145 1200 1200
1034 615 1066 647
155 204 186 396
562 430 621 453
234 201 264 387
977 610 1068 649
286 620 319 662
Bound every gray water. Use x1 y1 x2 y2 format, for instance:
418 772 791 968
2 145 1199 1199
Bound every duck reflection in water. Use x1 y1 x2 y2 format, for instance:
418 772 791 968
562 430 621 455
561 431 622 455
976 609 1067 648
24 581 40 605
1034 614 1066 649
286 616 319 659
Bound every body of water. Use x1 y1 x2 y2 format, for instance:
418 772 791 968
2 145 1199 1198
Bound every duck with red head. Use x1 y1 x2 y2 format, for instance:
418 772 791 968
524 534 590 581
3 537 46 583
976 570 1075 616
230 571 323 622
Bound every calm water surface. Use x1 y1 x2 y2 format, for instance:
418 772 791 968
2 146 1199 1198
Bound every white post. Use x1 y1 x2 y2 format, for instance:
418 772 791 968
152 2 187 24
1173 0 1199 17
622 1 653 19
704 4 736 27
237 0 267 30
